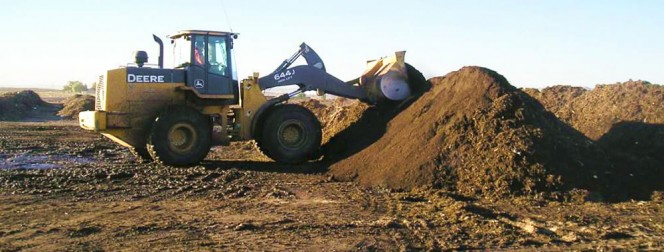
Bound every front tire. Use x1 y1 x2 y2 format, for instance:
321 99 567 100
147 106 211 166
257 104 321 164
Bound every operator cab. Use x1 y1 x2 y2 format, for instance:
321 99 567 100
169 30 239 98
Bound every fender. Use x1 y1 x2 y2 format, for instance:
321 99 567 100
250 94 290 139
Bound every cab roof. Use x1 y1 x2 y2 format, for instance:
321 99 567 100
168 30 238 39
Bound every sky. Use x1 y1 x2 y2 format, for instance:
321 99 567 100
0 0 663 89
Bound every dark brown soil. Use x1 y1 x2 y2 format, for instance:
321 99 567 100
523 80 664 200
327 66 637 200
522 85 587 117
57 94 95 119
320 64 431 163
295 98 370 145
2 122 662 251
1 69 662 250
523 80 663 141
0 91 55 121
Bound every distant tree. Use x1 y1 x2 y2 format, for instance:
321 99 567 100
63 81 88 93
89 82 97 91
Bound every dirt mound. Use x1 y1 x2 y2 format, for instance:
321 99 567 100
597 121 664 199
522 85 587 117
328 66 613 198
297 99 369 145
0 90 50 120
547 80 663 140
523 81 664 199
58 94 95 119
321 64 431 163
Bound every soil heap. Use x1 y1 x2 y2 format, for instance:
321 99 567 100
524 81 664 199
57 94 95 119
321 64 431 163
0 90 49 120
522 85 587 118
327 66 612 198
298 99 370 145
540 80 663 140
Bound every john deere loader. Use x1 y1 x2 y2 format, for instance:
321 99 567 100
79 30 415 166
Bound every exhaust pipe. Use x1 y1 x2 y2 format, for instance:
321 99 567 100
152 34 164 68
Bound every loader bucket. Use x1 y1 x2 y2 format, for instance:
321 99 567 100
359 51 411 104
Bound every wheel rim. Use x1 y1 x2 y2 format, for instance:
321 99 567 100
277 119 307 150
167 122 197 154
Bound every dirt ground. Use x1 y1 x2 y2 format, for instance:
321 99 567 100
1 86 663 251
0 123 662 251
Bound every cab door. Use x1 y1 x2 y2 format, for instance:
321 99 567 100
186 34 234 96
206 35 234 95
187 35 209 94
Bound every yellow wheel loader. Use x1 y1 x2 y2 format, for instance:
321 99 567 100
79 30 414 166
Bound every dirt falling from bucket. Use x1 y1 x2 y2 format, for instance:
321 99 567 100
319 64 431 163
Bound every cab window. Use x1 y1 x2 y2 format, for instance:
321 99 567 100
193 36 206 66
207 36 228 76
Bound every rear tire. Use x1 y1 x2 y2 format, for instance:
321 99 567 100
147 106 211 166
256 104 321 164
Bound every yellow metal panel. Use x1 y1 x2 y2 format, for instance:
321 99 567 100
177 86 235 99
106 112 130 128
79 111 106 131
201 106 225 115
104 67 186 113
104 68 128 112
122 83 185 149
79 110 130 130
92 67 188 149
237 74 267 140
128 83 186 101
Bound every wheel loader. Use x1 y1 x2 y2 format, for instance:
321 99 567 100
79 30 414 166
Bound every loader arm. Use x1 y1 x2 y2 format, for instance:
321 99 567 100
272 43 326 73
258 43 369 101
258 43 411 104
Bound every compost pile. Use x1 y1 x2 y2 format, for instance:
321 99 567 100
0 90 49 120
57 94 95 119
325 66 624 199
320 65 430 163
298 99 369 145
525 80 663 140
524 81 664 199
522 85 587 117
